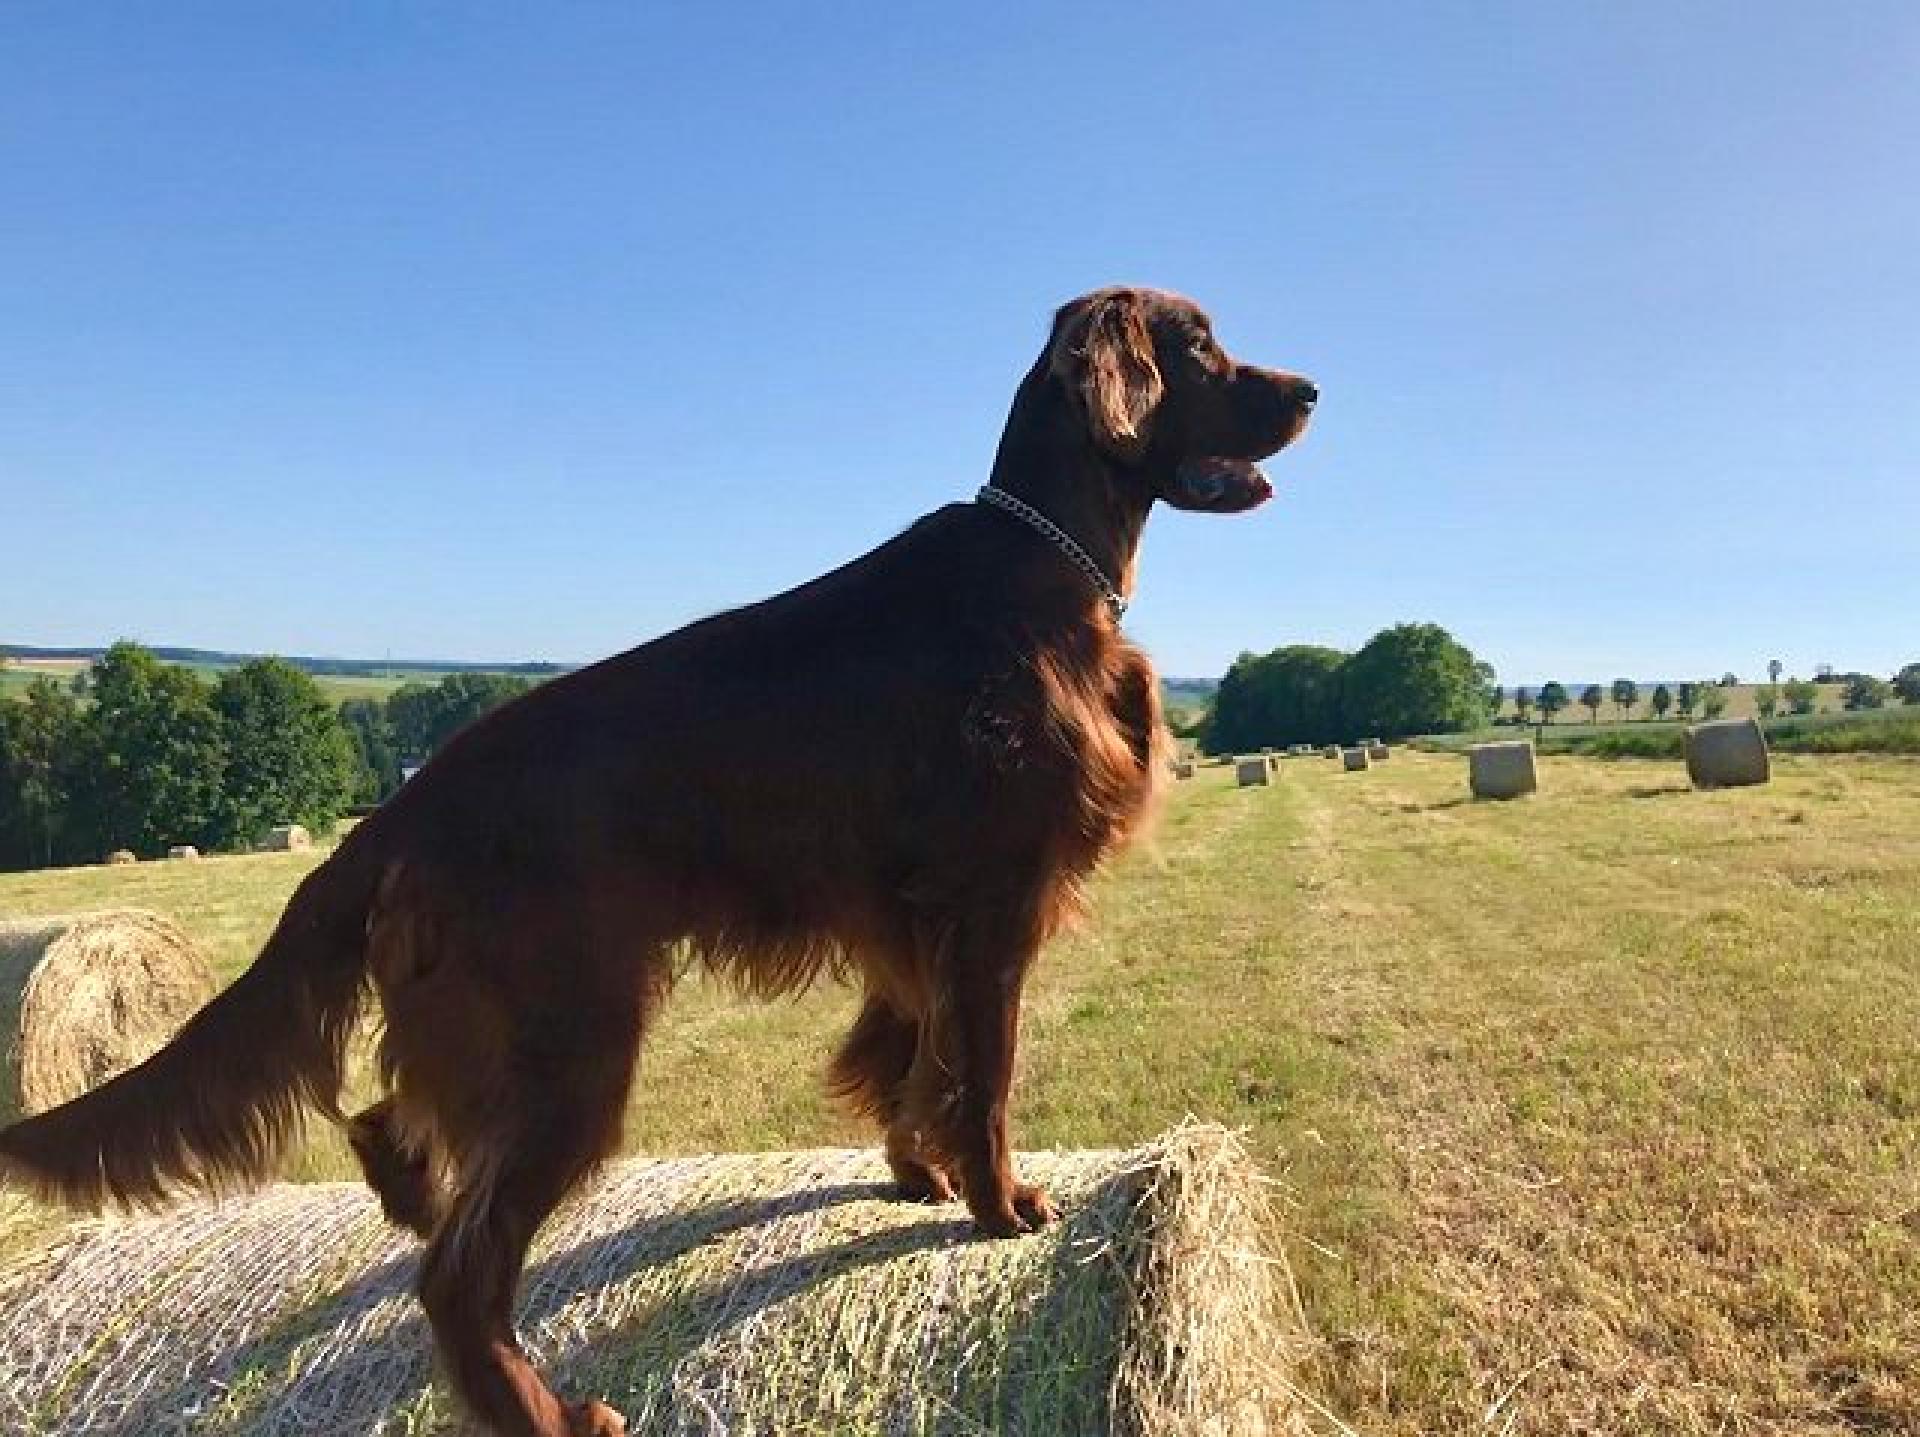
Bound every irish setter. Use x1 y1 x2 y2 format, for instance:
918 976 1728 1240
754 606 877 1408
0 286 1315 1436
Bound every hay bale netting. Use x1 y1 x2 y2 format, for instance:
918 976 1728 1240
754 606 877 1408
1685 717 1771 789
104 850 136 866
1235 757 1270 787
1341 747 1371 772
166 844 200 861
0 1126 1310 1436
0 911 218 1123
262 824 311 852
1470 740 1538 800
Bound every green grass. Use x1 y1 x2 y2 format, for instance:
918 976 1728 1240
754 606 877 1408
3 753 1918 1432
1423 706 1920 758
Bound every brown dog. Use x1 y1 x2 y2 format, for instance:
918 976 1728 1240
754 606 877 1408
0 286 1314 1436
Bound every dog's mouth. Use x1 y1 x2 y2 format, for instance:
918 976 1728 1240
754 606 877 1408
1163 455 1275 514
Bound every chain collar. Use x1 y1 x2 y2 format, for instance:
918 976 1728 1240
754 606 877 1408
974 485 1127 622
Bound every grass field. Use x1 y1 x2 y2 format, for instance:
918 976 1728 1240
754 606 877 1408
2 752 1917 1433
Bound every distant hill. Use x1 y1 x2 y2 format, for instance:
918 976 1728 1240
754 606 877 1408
1 643 569 679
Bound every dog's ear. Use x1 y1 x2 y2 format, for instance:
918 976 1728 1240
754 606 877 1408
1052 291 1164 462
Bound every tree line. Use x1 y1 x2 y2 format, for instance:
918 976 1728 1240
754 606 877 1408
1202 622 1497 753
0 643 531 872
1513 664 1919 725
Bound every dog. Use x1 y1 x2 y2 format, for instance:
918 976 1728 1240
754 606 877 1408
0 286 1314 1436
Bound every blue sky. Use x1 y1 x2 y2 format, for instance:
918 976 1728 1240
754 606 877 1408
3 3 1915 684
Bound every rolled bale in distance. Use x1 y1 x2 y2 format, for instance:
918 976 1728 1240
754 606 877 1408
1367 744 1390 761
1470 740 1538 800
0 910 217 1123
104 850 136 866
166 845 200 862
1323 745 1340 760
1341 747 1371 772
261 824 311 852
1235 758 1270 787
0 1126 1307 1437
1172 760 1196 781
1685 717 1771 789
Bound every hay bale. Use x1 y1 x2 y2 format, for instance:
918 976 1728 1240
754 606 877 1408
261 824 311 852
1367 744 1390 761
0 1127 1309 1436
1236 758 1270 787
165 845 199 862
1470 740 1538 800
0 911 217 1123
1685 717 1771 789
1172 760 1196 781
1341 747 1370 772
1323 746 1339 760
104 850 136 866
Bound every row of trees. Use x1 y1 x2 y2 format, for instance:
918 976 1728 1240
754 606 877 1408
0 644 531 872
1202 623 1496 753
1514 665 1919 725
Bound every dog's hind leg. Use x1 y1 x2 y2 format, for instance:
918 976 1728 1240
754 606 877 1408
829 996 956 1203
415 1009 641 1437
346 1097 443 1239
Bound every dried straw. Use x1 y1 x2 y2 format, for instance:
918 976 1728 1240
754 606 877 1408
0 911 217 1123
0 1125 1312 1436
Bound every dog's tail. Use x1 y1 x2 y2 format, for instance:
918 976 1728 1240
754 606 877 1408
0 844 383 1211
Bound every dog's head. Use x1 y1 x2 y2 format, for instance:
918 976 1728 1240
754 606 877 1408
1042 287 1315 513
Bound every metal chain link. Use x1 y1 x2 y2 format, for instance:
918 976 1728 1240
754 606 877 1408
974 485 1128 622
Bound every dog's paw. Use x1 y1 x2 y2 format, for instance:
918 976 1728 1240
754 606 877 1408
566 1398 627 1436
969 1184 1057 1238
892 1163 958 1205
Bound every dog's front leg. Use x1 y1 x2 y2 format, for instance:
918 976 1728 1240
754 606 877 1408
920 906 1058 1237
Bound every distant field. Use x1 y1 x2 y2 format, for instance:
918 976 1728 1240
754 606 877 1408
2 752 1917 1432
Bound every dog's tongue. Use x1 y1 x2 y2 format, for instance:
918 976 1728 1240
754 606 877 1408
1167 456 1272 513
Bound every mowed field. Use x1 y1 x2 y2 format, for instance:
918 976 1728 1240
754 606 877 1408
2 752 1917 1433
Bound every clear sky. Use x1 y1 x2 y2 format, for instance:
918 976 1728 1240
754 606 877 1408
3 3 1915 685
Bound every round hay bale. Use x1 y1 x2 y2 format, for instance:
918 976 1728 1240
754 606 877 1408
1172 760 1196 781
104 850 136 866
1470 740 1538 800
165 845 200 862
1367 744 1390 761
1322 746 1339 760
261 824 311 852
0 1126 1309 1436
0 911 218 1123
1341 747 1370 772
1685 717 1771 789
1235 757 1270 787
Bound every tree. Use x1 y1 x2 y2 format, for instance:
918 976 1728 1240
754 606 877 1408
1339 623 1496 740
1720 672 1739 687
1768 658 1783 687
0 678 84 870
1205 645 1349 753
67 642 227 856
1700 686 1729 719
1676 682 1699 719
1538 681 1569 723
1650 684 1672 720
1782 679 1819 715
388 672 533 763
1844 673 1890 711
213 658 357 843
1611 678 1638 720
1894 663 1920 705
1512 687 1533 724
340 699 403 803
1580 684 1604 723
1755 685 1780 719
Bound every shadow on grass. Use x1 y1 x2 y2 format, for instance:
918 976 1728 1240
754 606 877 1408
1626 784 1693 800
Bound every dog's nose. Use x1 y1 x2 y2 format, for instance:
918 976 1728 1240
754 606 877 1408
1295 379 1319 409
